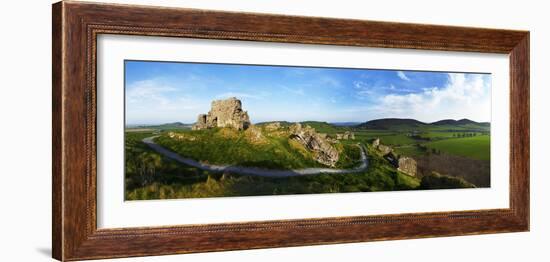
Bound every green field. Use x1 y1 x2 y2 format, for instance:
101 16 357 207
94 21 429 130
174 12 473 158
424 135 491 161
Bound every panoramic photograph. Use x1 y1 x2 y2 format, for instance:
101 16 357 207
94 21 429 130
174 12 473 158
124 60 491 200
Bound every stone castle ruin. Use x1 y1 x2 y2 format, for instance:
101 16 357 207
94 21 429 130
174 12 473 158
192 97 251 131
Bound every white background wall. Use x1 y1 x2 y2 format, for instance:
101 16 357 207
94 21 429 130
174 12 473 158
0 0 547 261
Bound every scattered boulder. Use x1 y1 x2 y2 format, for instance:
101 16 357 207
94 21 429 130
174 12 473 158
244 125 267 144
264 122 282 131
336 131 355 140
167 131 196 141
192 97 251 131
397 157 417 177
289 123 339 167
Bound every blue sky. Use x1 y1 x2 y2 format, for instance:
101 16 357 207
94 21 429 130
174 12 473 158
125 60 491 125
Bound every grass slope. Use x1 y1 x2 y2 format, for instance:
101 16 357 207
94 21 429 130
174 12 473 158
154 127 360 170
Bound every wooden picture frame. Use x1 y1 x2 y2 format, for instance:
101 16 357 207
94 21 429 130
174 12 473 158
52 1 529 261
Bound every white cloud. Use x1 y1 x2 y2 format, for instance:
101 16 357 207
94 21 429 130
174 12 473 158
353 81 375 98
397 71 411 81
353 81 397 99
126 79 177 106
125 78 206 124
369 73 491 122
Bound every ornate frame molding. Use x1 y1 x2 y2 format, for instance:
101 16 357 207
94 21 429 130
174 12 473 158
53 1 529 261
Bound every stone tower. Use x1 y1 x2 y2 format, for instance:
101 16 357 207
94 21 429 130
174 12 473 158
192 97 251 131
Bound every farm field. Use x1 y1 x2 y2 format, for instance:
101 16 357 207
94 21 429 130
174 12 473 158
424 135 490 161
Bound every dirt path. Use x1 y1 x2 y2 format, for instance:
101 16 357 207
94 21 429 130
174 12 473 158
142 136 369 178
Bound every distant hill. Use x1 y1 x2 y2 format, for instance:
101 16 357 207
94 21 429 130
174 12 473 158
357 118 427 130
331 122 362 127
300 121 343 133
356 118 489 132
432 119 477 126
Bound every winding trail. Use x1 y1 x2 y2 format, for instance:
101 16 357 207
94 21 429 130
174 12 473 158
142 136 369 178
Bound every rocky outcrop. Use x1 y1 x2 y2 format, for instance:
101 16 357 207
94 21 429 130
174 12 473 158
372 138 380 147
373 138 392 155
397 157 417 177
289 123 339 167
373 138 417 177
377 144 393 155
244 125 267 144
192 97 251 131
336 131 355 140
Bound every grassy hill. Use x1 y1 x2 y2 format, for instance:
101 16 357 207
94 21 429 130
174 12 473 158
299 121 347 133
357 118 426 130
154 127 360 170
431 118 478 126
